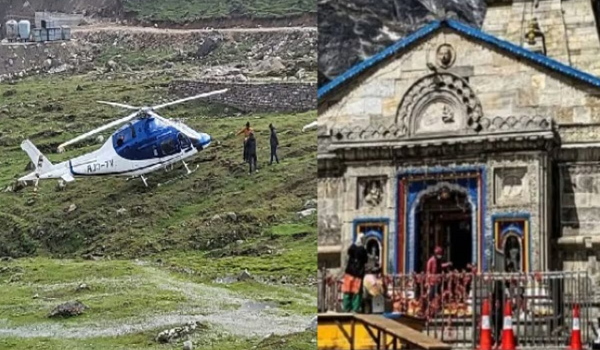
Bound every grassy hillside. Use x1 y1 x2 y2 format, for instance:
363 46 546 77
0 72 316 348
0 73 316 282
122 0 316 23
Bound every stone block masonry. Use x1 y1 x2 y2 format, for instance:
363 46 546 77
169 80 316 113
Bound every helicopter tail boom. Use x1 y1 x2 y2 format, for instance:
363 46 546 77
21 140 54 174
19 140 75 183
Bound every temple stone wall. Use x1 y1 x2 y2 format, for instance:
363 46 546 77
485 154 547 271
319 30 600 144
482 0 600 76
318 13 600 280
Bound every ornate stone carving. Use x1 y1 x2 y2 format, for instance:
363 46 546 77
318 178 343 246
396 73 484 135
494 167 529 205
414 100 461 134
436 44 456 69
479 115 552 133
358 177 386 208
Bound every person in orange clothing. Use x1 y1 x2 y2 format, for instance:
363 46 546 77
342 233 368 313
237 122 254 162
426 246 452 302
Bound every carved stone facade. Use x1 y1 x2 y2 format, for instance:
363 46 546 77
318 19 600 285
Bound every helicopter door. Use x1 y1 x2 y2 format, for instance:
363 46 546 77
159 135 180 157
178 133 192 151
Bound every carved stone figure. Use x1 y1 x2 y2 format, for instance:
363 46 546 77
361 179 384 207
504 235 521 272
436 44 456 69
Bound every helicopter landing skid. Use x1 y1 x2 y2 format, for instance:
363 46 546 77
157 164 200 187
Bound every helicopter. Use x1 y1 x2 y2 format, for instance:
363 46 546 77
18 89 228 188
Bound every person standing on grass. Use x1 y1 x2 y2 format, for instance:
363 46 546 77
247 131 258 174
237 121 253 163
342 233 368 313
269 123 279 165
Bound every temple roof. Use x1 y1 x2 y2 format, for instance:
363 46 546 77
318 19 600 100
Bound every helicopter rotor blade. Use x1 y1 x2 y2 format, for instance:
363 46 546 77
146 111 200 139
57 111 140 151
151 89 228 111
97 101 140 110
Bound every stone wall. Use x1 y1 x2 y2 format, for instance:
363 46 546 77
169 80 316 113
482 0 600 76
319 30 600 143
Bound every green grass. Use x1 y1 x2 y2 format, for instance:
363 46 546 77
122 0 316 23
0 61 315 350
0 74 316 273
0 331 315 350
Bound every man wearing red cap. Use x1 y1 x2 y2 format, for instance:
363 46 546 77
426 246 452 301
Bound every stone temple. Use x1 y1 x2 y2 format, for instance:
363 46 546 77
317 0 600 283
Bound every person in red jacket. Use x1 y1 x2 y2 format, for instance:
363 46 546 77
426 246 452 302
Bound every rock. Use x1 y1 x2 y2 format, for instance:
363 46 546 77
106 60 117 71
66 203 77 213
234 73 248 82
48 300 87 318
303 199 317 210
225 212 237 221
183 340 194 350
32 293 39 299
156 321 202 344
296 208 317 219
252 57 286 76
211 214 221 222
295 68 306 80
196 38 220 58
95 135 104 144
236 240 244 245
306 316 317 331
56 180 66 192
76 283 90 291
237 269 253 281
116 208 127 216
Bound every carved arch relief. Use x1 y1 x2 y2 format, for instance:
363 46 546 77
396 73 484 137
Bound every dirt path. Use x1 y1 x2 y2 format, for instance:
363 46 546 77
72 24 316 34
0 265 314 339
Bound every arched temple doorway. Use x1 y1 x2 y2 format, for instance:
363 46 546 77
415 186 473 272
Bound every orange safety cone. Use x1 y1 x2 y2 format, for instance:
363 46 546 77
501 300 516 350
568 304 582 350
478 298 493 350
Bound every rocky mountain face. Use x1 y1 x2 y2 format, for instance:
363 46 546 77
318 0 487 87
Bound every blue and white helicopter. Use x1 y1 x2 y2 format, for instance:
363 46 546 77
18 89 228 188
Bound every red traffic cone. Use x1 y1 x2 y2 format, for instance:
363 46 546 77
501 300 516 350
568 304 582 350
478 299 493 350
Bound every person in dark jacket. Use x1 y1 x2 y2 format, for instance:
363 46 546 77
246 131 258 174
342 233 368 312
269 123 279 165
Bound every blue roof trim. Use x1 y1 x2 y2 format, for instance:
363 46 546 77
318 19 600 101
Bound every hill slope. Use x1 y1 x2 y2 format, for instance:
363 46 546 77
0 73 316 283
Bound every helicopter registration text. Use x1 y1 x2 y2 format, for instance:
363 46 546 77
87 160 115 173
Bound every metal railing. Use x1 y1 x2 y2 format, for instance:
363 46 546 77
318 269 594 348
